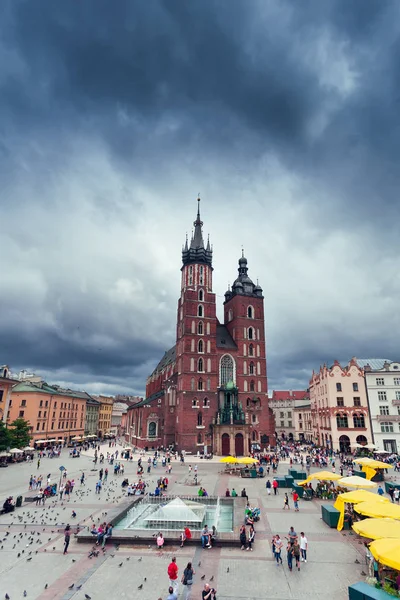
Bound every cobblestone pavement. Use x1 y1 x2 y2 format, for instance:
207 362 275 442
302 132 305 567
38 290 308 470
1 446 398 600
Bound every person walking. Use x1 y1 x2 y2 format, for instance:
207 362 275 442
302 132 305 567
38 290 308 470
167 556 179 593
166 586 178 600
286 540 293 571
300 532 308 562
292 539 301 571
274 534 283 565
181 561 195 600
292 490 299 512
283 493 290 510
272 479 279 495
247 525 255 551
240 524 247 550
266 480 271 495
63 524 71 555
394 488 400 504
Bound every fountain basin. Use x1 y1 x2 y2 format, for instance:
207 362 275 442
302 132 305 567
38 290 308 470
77 495 246 547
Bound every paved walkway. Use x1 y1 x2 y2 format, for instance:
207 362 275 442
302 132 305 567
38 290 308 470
0 445 395 600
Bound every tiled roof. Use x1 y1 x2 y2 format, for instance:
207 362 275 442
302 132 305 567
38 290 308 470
12 381 94 400
216 324 237 349
272 390 309 400
150 346 176 377
356 358 393 370
130 389 165 409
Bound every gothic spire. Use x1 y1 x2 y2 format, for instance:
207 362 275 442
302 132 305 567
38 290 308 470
182 197 213 268
190 197 204 249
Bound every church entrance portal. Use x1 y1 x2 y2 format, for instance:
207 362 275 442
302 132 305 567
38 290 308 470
235 433 244 456
221 433 230 456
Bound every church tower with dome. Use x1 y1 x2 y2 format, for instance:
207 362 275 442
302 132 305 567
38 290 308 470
126 199 275 455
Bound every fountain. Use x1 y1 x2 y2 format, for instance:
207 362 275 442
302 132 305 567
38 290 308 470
77 494 243 546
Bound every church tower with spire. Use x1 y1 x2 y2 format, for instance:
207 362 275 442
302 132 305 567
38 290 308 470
175 199 219 451
128 198 275 455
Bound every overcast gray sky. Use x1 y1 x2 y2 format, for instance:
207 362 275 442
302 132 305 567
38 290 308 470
1 0 400 396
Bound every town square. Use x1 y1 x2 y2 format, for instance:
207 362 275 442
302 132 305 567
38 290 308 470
0 443 399 600
2 1 400 600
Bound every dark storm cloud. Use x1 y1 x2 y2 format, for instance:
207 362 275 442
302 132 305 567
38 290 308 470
1 0 400 394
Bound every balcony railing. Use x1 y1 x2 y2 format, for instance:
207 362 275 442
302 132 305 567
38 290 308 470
376 414 400 422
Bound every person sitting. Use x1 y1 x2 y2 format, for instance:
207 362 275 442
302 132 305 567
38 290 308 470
225 488 230 497
2 497 15 513
127 484 133 496
101 523 113 548
121 478 129 488
231 488 238 497
154 486 161 496
157 532 164 549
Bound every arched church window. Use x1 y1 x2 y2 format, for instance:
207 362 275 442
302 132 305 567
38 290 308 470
203 398 209 407
248 327 254 340
199 289 203 301
197 412 203 426
197 433 202 444
249 344 254 356
246 398 250 407
198 358 204 372
198 321 203 335
148 421 157 437
248 306 253 319
252 414 256 423
249 362 255 375
220 354 235 387
250 380 255 392
198 305 203 317
198 378 203 391
192 398 198 407
198 339 204 353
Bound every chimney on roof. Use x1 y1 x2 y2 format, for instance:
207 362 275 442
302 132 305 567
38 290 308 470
364 363 371 372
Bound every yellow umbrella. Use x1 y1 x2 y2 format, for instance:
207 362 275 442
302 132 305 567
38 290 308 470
369 538 400 571
334 490 389 531
219 456 238 464
338 476 377 489
298 470 342 485
353 518 400 540
237 457 258 465
355 501 400 520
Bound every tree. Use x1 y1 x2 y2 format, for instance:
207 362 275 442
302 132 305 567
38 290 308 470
9 418 32 449
0 422 11 452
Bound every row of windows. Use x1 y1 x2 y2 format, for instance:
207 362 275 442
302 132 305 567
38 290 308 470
336 383 359 392
379 405 400 416
336 413 366 428
35 420 83 431
378 391 400 401
337 397 361 407
380 422 400 433
377 377 400 386
227 306 256 321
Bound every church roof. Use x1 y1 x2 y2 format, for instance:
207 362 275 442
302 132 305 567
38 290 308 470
216 324 237 349
150 345 176 377
224 251 263 301
182 199 212 267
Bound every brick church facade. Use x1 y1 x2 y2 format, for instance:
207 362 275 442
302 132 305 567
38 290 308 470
125 200 275 455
